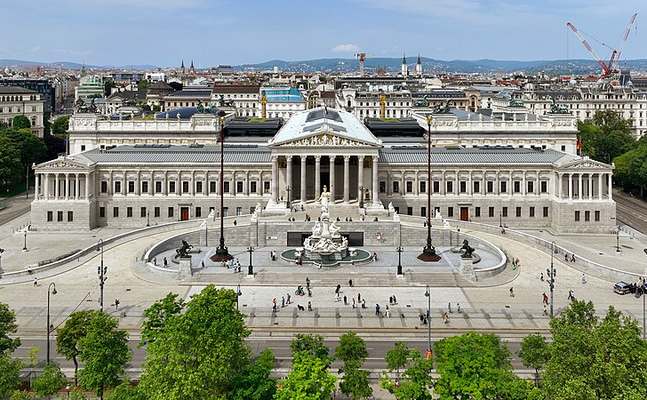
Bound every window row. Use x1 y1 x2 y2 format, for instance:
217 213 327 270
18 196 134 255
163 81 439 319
380 180 548 194
46 211 74 222
98 205 258 219
101 180 271 194
574 210 602 222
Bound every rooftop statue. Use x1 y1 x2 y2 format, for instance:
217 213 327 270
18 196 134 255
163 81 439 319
196 99 205 113
217 94 235 108
550 97 570 114
433 99 452 114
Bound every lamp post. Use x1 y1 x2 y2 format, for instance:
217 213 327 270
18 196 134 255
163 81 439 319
499 211 502 228
547 241 557 318
359 185 364 209
247 246 254 276
22 232 27 251
616 228 620 252
420 115 439 261
424 286 431 358
236 284 242 310
46 282 57 364
96 239 106 312
286 186 291 209
146 211 150 227
396 246 404 276
214 111 232 261
25 164 29 199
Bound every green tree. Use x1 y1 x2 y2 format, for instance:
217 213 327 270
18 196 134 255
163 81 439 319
12 115 30 130
77 312 131 400
0 353 22 398
335 332 371 399
31 362 68 397
137 80 149 92
381 348 433 400
384 341 410 379
542 300 647 399
0 302 20 353
105 380 144 400
274 351 337 400
3 127 47 169
139 292 184 347
57 310 96 385
579 110 635 163
229 348 277 400
518 333 549 388
9 390 34 400
434 332 540 399
138 286 251 400
613 140 647 195
0 136 22 185
51 115 70 137
289 333 330 363
104 80 116 97
43 111 51 136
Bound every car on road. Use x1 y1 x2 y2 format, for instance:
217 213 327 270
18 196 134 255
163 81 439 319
614 281 633 295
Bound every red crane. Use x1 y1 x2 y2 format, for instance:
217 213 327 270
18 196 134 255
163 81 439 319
567 13 638 79
354 53 374 76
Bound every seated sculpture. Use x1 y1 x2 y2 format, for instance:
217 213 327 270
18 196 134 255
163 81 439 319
461 239 475 258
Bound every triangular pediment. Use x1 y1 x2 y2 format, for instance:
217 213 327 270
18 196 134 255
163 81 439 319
35 158 92 171
278 132 377 148
560 158 613 170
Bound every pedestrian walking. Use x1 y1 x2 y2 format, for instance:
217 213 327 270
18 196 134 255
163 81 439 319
115 299 120 310
33 277 38 287
543 304 548 316
389 296 393 305
542 292 549 305
343 295 348 305
443 312 449 324
286 293 291 304
163 257 168 268
375 304 381 316
233 219 237 226
568 290 575 300
571 254 576 262
335 292 340 302
335 284 341 294
582 273 587 284
509 287 515 297
457 302 461 313
281 296 285 308
348 279 353 287
357 293 361 302
448 302 452 313
308 301 312 311
306 277 310 288
352 298 356 308
385 305 390 318
153 257 157 266
201 260 205 268
392 295 397 304
564 253 569 262
361 299 366 308
540 272 544 282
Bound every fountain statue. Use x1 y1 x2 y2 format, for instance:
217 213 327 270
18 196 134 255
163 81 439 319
303 186 349 261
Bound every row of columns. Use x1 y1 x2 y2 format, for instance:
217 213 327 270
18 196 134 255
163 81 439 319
558 172 612 201
36 172 90 200
271 155 380 207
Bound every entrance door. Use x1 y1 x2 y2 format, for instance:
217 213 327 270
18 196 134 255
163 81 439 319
460 207 469 221
180 207 190 221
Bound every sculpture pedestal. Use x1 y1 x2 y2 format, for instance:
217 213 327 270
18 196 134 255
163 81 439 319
459 256 476 281
178 256 193 280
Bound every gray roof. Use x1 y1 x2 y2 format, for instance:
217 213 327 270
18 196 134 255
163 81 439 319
0 86 38 94
81 144 271 164
379 147 572 165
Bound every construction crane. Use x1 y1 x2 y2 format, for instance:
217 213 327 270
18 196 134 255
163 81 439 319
354 53 374 76
567 13 638 80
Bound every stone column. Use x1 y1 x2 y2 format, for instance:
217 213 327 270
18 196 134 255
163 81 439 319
137 171 141 195
286 156 293 203
44 173 49 200
85 173 90 199
598 173 603 200
557 173 562 198
63 173 69 200
244 171 249 196
271 156 279 203
343 155 350 203
508 171 512 196
522 171 526 195
190 171 195 196
74 173 79 200
314 156 321 202
414 170 419 195
300 155 307 203
578 173 582 200
329 156 336 201
35 173 40 200
536 170 540 196
54 173 59 199
164 171 168 195
358 156 365 202
372 155 379 205
608 173 612 200
568 173 573 200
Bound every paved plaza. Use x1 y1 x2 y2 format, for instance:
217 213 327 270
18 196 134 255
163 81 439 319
0 193 646 340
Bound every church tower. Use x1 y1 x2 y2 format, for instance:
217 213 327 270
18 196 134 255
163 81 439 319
189 60 196 75
416 54 422 76
401 54 408 77
180 60 186 75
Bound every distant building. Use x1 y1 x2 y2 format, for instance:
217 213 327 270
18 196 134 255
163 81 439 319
0 78 56 113
0 86 45 137
75 75 104 100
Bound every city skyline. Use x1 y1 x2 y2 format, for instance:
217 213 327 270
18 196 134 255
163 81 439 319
1 0 645 67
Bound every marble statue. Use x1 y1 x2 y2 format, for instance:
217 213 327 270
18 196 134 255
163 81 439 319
319 185 331 214
443 219 451 229
434 209 442 219
388 202 395 214
312 221 322 237
393 210 400 222
251 202 262 221
329 221 340 237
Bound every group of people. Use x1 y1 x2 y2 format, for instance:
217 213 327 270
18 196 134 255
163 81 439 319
221 258 242 273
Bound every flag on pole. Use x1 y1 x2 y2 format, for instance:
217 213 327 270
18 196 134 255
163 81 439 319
577 135 582 156
324 105 328 115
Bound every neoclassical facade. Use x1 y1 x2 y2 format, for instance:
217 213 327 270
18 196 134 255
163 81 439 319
32 107 615 234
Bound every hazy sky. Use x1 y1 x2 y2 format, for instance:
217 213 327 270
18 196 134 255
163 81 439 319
1 0 645 67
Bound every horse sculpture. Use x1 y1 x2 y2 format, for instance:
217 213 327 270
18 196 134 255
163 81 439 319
461 239 475 258
176 240 193 258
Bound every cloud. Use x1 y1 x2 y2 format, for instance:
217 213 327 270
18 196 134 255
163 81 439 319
332 44 361 53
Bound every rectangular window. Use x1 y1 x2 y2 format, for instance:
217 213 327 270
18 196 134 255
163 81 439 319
527 181 534 193
196 207 202 218
407 207 413 215
100 181 108 193
67 211 73 222
540 181 547 193
447 181 453 193
128 181 135 193
502 207 508 217
487 181 493 193
393 181 400 193
224 181 230 193
406 181 413 193
575 211 580 221
114 181 121 193
250 181 257 193
585 210 590 222
500 181 507 193
516 207 521 217
236 207 242 216
182 181 189 193
155 181 162 193
223 207 228 217
141 207 147 218
140 181 148 193
47 211 53 221
57 211 63 222
127 207 133 217
433 181 439 193
473 181 480 193
169 181 176 193
154 207 160 217
236 181 243 193
113 207 119 218
475 207 481 217
420 181 426 193
379 181 386 193
530 207 535 217
514 181 520 193
460 181 466 193
263 181 270 193
448 207 454 218
196 181 203 193
595 210 600 221
488 207 494 217
421 207 426 217
543 207 549 217
210 181 217 193
168 207 174 218
99 207 105 218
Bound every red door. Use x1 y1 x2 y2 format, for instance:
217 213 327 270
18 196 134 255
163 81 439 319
180 207 189 221
460 207 469 221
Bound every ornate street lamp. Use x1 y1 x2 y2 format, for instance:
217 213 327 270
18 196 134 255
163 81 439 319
236 284 242 310
247 246 254 276
97 239 106 312
547 241 557 318
213 111 232 261
47 282 57 364
396 246 404 276
419 115 440 261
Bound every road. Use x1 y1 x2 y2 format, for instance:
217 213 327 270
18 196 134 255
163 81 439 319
615 189 647 235
15 335 531 377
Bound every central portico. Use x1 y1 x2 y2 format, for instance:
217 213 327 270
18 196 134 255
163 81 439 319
266 107 383 210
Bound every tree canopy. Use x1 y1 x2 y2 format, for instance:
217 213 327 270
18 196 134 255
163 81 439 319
138 286 251 400
274 351 337 400
31 362 68 397
229 348 277 400
579 110 635 163
57 310 96 385
0 302 21 398
12 115 30 130
289 333 330 364
380 343 434 400
335 332 372 400
51 115 70 137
